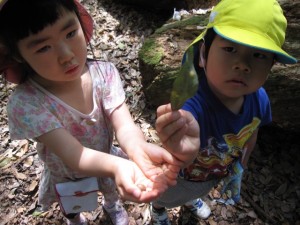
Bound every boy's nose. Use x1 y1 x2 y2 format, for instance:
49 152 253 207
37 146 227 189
232 57 251 73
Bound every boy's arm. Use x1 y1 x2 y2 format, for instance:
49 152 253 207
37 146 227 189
241 129 259 169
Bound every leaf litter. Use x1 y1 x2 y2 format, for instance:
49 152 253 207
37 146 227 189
0 0 299 224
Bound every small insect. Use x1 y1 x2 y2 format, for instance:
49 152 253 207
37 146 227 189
136 183 147 191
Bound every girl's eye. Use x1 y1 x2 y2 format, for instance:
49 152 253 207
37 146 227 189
36 45 51 53
223 47 236 53
253 52 267 59
66 30 77 39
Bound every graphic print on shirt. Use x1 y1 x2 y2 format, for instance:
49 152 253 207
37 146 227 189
182 118 261 181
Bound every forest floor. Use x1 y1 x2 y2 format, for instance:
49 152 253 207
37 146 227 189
0 0 299 224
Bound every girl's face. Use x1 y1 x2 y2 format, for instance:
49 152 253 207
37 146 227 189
202 35 274 103
17 8 87 83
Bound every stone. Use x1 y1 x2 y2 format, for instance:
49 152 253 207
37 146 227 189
111 0 186 12
139 14 208 106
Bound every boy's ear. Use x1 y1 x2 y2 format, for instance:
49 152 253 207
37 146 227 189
199 43 206 68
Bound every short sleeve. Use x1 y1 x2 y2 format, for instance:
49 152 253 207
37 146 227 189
257 87 272 127
7 84 62 140
91 61 125 115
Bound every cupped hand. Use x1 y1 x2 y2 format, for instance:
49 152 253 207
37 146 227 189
114 159 170 203
130 141 181 187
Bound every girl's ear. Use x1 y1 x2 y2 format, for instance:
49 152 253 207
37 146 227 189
198 43 206 68
13 55 24 63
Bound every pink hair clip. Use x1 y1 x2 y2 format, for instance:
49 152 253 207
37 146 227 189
0 0 8 11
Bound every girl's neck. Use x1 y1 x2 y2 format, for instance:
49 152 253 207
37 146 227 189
31 66 94 114
30 65 89 92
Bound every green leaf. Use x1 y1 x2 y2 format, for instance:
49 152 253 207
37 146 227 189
0 157 11 168
170 46 198 110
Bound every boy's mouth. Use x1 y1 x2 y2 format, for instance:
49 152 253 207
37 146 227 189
227 79 247 86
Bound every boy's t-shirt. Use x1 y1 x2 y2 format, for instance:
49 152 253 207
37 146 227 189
180 75 272 182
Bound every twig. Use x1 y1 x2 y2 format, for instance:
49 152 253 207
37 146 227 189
14 151 36 167
241 188 277 224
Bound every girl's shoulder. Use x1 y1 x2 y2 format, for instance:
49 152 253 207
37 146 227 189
86 59 116 72
8 81 40 105
86 59 120 85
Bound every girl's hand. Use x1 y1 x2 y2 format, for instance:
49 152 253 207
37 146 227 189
111 102 180 187
155 103 200 168
131 142 181 187
113 159 169 203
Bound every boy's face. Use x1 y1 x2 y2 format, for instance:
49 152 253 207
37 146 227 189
202 35 274 102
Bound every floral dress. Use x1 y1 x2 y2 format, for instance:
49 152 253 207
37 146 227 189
7 60 127 210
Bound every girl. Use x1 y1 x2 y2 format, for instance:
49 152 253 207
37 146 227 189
0 0 180 224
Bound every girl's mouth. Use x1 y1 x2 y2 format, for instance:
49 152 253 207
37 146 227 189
65 65 79 74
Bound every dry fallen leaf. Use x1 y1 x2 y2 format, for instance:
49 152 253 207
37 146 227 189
27 180 38 192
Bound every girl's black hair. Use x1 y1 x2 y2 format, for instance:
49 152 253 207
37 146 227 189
0 0 84 83
0 0 80 43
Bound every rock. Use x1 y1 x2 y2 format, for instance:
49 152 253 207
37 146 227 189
139 2 300 131
111 0 218 12
111 0 186 12
139 14 208 106
264 64 300 132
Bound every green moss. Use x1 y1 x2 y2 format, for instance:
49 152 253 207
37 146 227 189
138 38 164 65
155 15 208 34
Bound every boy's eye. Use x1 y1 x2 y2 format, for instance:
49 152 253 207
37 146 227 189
223 47 236 53
253 52 267 59
66 30 77 39
36 45 51 53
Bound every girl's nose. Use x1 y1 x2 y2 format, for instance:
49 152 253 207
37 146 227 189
58 43 74 65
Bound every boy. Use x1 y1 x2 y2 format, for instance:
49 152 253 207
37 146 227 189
152 0 297 224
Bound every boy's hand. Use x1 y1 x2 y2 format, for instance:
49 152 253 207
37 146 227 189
156 103 200 168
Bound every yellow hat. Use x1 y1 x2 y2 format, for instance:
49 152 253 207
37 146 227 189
189 0 297 64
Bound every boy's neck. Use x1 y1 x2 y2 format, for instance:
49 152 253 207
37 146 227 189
219 95 245 115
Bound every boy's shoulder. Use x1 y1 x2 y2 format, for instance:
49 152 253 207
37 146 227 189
252 87 269 101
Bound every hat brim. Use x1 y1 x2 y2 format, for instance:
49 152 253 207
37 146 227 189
213 26 297 64
75 0 93 42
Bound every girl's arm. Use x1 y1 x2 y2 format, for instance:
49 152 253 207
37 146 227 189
155 103 199 168
37 128 165 203
110 102 181 186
